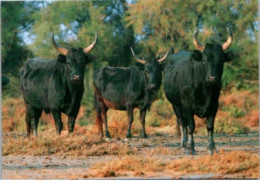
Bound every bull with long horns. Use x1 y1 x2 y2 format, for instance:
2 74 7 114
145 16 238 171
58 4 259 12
19 32 98 137
162 26 234 155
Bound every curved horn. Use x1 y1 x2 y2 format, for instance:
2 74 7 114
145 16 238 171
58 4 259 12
157 48 172 63
83 32 98 53
222 26 233 51
193 28 205 52
51 31 68 56
130 47 146 64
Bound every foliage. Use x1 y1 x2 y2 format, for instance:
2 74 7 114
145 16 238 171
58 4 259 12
1 2 39 75
126 0 258 90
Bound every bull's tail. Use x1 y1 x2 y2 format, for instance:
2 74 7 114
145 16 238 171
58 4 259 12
94 92 103 137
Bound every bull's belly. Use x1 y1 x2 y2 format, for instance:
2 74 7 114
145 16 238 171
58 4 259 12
193 105 210 118
23 91 49 109
103 99 127 110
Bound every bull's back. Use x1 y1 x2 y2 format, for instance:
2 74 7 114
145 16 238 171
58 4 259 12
19 58 58 109
93 66 143 110
163 51 193 103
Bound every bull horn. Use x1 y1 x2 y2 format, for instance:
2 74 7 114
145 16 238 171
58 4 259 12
193 28 205 52
157 48 172 63
51 31 68 56
130 47 146 64
222 26 233 51
83 32 98 53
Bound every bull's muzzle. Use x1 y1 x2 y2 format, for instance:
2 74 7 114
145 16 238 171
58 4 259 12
208 76 216 82
73 75 80 81
148 84 157 90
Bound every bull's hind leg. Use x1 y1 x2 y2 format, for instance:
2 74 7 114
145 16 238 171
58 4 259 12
25 112 32 137
95 104 104 138
100 102 110 138
26 106 42 137
102 110 111 138
126 105 134 139
139 109 147 138
52 110 63 135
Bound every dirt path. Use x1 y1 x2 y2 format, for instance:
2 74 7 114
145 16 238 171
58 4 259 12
2 131 259 179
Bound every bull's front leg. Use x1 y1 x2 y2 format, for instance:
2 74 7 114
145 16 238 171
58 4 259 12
67 105 80 134
182 107 196 155
178 119 188 149
52 110 63 135
206 106 218 155
139 109 147 138
126 105 134 139
186 117 196 155
68 116 76 134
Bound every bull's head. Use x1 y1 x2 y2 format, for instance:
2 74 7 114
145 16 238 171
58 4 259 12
193 26 233 84
52 32 98 83
130 47 171 90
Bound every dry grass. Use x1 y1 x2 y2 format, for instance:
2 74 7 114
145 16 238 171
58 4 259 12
88 151 259 178
2 90 258 157
88 155 166 178
166 150 259 178
2 125 137 156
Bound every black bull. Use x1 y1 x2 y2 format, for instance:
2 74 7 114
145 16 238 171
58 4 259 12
162 26 234 155
19 32 98 137
93 47 171 139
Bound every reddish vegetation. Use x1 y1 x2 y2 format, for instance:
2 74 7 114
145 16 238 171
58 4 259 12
2 90 259 179
88 151 259 178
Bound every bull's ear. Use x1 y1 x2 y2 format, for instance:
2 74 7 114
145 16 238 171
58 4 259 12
191 50 202 61
57 54 66 63
224 51 234 62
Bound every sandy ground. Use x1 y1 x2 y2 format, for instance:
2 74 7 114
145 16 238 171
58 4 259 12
2 130 259 179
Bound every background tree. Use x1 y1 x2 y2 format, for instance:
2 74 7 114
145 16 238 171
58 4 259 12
1 1 39 75
126 0 258 90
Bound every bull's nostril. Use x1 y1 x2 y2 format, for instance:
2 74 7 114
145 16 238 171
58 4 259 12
73 75 80 80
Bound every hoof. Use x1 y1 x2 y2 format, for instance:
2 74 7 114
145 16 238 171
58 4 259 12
141 134 147 139
126 133 132 139
105 133 111 138
208 148 217 156
185 149 197 155
105 138 112 142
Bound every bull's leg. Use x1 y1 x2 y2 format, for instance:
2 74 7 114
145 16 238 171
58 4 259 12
52 110 63 135
206 106 218 155
68 116 76 134
95 105 104 138
126 106 134 138
181 105 196 155
172 105 187 149
25 112 32 137
139 109 147 138
101 109 111 138
186 116 196 155
27 106 42 137
179 119 188 149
